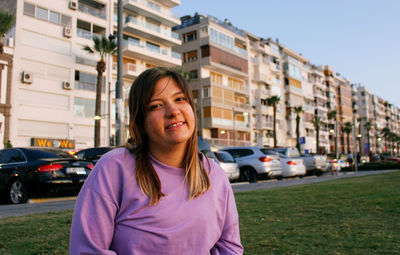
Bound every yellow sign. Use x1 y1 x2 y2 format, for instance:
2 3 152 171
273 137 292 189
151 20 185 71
31 138 75 149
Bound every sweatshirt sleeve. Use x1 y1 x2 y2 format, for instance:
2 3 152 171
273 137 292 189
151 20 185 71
69 152 123 255
69 186 118 255
211 182 244 255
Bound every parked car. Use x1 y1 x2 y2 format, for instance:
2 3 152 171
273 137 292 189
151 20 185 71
220 146 283 183
328 159 349 172
300 153 328 176
214 151 240 182
74 146 113 164
272 148 306 177
0 148 94 204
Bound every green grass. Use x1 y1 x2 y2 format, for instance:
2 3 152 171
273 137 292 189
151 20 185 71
0 171 399 255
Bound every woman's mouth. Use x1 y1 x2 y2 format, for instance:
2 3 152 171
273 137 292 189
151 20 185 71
166 122 185 129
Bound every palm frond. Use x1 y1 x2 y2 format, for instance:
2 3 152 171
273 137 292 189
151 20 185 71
0 10 15 36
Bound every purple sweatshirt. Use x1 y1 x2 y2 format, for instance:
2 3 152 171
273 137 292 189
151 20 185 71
70 148 243 254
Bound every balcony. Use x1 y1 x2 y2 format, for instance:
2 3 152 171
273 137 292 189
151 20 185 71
76 28 104 40
252 71 270 84
205 138 251 148
200 77 248 95
201 56 248 78
202 98 250 113
122 40 181 66
112 62 147 79
154 0 181 8
123 16 180 47
123 0 180 27
78 2 106 20
202 117 250 131
255 119 274 130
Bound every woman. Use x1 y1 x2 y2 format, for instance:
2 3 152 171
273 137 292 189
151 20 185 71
70 67 243 254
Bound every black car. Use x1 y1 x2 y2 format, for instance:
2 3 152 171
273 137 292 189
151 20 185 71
0 148 94 204
74 147 113 164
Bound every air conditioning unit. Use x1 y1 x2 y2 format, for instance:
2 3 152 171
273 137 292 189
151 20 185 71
22 71 33 84
62 81 72 90
69 0 78 10
63 27 72 38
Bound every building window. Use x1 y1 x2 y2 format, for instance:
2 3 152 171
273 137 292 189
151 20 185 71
183 50 197 63
188 70 198 80
74 97 105 118
23 2 35 16
182 31 197 43
23 2 72 27
36 6 48 21
49 10 60 24
75 71 105 92
210 72 222 85
203 87 210 98
146 42 160 53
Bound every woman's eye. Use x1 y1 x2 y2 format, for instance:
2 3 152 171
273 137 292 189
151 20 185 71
176 97 187 102
149 104 161 110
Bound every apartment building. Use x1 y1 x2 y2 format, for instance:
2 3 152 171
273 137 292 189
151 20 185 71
1 0 181 150
0 38 14 148
173 14 251 148
247 36 285 147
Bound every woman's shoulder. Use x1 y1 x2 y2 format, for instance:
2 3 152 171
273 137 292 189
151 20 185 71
201 154 230 185
84 147 136 189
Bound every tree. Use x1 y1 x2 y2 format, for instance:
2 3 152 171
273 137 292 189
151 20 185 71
292 106 303 152
266 96 280 147
381 127 391 154
83 35 117 147
312 116 322 153
0 10 15 55
327 110 337 156
343 122 353 153
364 120 372 153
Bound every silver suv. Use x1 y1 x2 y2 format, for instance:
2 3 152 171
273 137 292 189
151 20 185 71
220 146 283 182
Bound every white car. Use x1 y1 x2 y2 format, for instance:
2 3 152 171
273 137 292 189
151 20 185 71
220 146 283 182
214 151 240 182
273 148 306 177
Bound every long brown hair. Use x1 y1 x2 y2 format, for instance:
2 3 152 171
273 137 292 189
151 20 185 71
126 67 210 205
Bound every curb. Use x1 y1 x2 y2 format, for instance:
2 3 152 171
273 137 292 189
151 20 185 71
27 196 77 204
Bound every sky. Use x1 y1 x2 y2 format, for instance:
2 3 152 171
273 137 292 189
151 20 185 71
174 0 400 107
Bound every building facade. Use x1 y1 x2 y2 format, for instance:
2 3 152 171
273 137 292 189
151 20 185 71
2 0 181 150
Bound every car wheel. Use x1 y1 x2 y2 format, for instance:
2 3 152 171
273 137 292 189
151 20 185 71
8 179 27 204
240 167 257 183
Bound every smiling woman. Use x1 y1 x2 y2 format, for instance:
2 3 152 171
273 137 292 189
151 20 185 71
70 67 243 254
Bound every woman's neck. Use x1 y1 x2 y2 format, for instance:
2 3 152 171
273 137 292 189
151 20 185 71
149 143 186 168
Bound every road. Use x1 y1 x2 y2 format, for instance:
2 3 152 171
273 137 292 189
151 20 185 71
0 170 396 219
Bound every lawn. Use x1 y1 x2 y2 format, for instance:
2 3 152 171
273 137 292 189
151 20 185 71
0 171 399 255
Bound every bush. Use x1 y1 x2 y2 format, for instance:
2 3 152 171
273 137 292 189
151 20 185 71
342 162 400 171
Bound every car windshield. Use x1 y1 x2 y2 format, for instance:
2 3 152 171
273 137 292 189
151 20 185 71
215 151 235 163
29 149 77 159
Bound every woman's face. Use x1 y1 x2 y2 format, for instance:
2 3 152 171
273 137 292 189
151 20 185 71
144 77 195 150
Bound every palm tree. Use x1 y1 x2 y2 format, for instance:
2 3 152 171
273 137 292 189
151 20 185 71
83 35 117 147
343 122 353 153
357 117 363 154
327 110 337 156
364 120 372 153
292 106 303 152
312 116 322 153
0 10 15 55
381 127 391 154
266 95 280 147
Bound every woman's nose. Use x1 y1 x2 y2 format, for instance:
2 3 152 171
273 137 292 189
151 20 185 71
165 103 180 117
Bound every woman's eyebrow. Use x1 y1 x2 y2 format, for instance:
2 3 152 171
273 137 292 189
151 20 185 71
149 91 185 103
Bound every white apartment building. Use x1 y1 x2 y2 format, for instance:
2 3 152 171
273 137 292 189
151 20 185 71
2 0 181 150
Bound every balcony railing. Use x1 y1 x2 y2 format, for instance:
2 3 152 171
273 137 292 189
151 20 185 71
205 138 251 148
123 40 181 60
125 16 179 39
77 28 104 40
126 0 180 19
78 3 106 19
